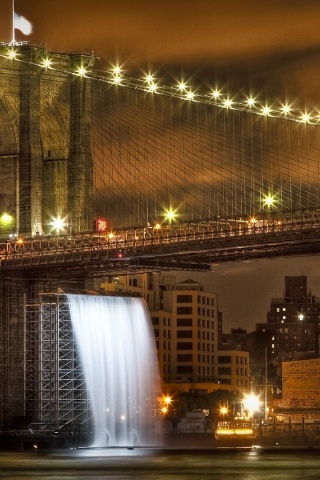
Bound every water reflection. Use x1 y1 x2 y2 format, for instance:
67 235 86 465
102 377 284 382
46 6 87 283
0 448 319 479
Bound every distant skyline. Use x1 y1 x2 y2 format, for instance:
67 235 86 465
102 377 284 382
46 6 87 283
174 253 320 332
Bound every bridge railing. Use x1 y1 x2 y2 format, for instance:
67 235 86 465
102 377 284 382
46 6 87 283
1 209 320 264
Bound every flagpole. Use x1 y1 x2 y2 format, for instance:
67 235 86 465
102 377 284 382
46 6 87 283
12 0 15 45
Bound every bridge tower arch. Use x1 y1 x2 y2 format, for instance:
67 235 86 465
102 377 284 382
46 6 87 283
0 43 95 237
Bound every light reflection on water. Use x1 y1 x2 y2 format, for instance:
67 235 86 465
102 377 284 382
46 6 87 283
0 448 320 479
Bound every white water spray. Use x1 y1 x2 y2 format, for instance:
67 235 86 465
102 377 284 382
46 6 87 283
67 294 161 447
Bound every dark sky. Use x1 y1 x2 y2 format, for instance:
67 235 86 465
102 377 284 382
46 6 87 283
3 0 320 331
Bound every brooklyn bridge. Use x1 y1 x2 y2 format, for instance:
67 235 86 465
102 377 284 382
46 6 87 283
1 42 320 274
1 42 320 431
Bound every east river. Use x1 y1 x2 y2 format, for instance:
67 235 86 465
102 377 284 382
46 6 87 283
0 447 319 480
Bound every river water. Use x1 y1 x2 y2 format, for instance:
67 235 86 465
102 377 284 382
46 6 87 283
0 447 319 479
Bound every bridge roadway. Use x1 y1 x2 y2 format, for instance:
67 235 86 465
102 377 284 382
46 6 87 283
1 209 320 275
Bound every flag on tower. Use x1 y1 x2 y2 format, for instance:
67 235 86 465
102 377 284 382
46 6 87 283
14 12 33 35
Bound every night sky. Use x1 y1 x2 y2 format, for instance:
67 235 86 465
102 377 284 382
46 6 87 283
3 0 320 104
2 0 320 331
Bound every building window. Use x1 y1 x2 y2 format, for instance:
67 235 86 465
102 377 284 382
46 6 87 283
218 367 231 375
177 354 193 362
218 356 231 364
177 307 192 315
177 342 193 350
177 330 193 338
177 365 193 374
177 318 193 327
177 295 193 303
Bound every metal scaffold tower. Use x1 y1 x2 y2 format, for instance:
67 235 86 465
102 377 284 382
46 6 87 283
25 293 91 433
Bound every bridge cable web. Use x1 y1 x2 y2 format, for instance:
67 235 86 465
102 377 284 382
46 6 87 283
90 80 320 228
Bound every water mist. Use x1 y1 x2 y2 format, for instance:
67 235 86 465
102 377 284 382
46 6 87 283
67 294 161 447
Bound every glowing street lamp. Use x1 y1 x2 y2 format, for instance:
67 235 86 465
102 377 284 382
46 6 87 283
164 208 177 224
246 97 255 108
301 113 310 123
282 104 291 115
224 98 233 109
220 406 228 416
263 194 276 208
7 49 17 60
262 106 271 116
0 213 13 225
112 66 122 76
50 216 67 234
41 57 52 69
160 395 172 415
76 66 87 77
243 393 261 417
212 89 221 100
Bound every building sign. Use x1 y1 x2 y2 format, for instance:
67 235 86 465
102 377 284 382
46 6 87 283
93 217 108 233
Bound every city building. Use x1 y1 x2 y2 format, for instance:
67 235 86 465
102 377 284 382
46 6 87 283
277 357 320 423
217 350 250 397
256 275 320 358
101 272 249 397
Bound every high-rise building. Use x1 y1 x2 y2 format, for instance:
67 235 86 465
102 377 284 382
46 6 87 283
256 275 320 358
153 278 218 384
101 272 250 397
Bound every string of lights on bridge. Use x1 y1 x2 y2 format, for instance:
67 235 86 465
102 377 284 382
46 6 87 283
1 43 320 126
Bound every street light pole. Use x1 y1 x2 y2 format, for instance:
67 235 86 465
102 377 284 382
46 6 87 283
265 347 268 420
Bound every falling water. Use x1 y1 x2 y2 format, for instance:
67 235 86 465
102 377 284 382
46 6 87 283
67 294 161 447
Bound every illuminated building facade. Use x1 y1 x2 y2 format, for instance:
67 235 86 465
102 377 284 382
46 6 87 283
256 276 320 357
102 274 218 383
217 350 250 397
101 273 248 396
279 357 320 422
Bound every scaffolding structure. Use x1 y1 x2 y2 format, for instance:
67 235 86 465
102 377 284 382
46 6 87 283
24 293 91 433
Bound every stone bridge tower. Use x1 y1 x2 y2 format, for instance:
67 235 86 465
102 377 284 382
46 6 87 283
0 42 94 237
0 42 95 431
